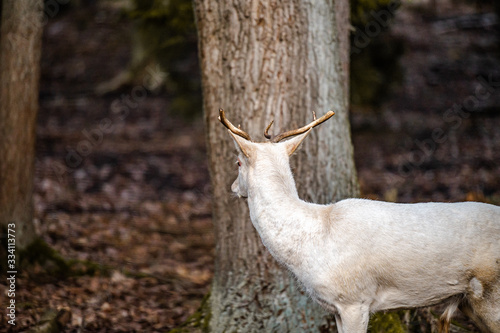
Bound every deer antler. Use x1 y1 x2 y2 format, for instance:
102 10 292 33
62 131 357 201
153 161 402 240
264 120 274 139
270 110 335 143
218 109 251 141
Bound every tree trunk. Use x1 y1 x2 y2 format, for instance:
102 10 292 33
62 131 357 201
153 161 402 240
194 0 358 331
0 0 43 250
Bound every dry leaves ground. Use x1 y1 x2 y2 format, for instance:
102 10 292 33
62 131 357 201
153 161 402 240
0 0 499 332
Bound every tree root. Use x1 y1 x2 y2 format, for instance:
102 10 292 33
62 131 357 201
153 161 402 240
19 237 111 278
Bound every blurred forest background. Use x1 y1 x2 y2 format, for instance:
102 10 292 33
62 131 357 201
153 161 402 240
0 0 499 331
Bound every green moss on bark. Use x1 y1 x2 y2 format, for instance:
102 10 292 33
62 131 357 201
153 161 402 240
369 312 408 333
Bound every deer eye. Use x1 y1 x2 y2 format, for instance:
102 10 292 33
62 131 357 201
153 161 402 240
236 158 241 167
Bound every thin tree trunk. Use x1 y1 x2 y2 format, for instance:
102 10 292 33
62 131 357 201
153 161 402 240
194 0 358 331
0 0 43 250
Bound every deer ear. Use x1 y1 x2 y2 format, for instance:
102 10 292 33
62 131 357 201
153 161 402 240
228 130 253 157
283 129 312 156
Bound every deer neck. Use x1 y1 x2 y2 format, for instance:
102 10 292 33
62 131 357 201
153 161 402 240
246 155 318 269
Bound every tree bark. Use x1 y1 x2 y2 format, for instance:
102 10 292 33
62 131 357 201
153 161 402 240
0 0 43 250
194 0 358 331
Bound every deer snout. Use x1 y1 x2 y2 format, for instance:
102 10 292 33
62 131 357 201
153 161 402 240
231 179 247 198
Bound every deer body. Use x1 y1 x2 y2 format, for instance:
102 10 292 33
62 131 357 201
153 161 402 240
220 110 500 333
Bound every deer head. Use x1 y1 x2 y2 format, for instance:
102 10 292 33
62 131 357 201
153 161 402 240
218 109 335 198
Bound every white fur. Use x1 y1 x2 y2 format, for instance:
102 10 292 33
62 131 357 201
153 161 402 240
227 130 500 333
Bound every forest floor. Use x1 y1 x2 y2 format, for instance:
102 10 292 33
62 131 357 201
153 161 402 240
1 0 499 332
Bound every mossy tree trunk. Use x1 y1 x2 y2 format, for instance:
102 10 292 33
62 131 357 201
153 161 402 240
194 0 358 331
0 0 43 251
97 0 201 117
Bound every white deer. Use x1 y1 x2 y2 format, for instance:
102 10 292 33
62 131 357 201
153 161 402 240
219 109 500 333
